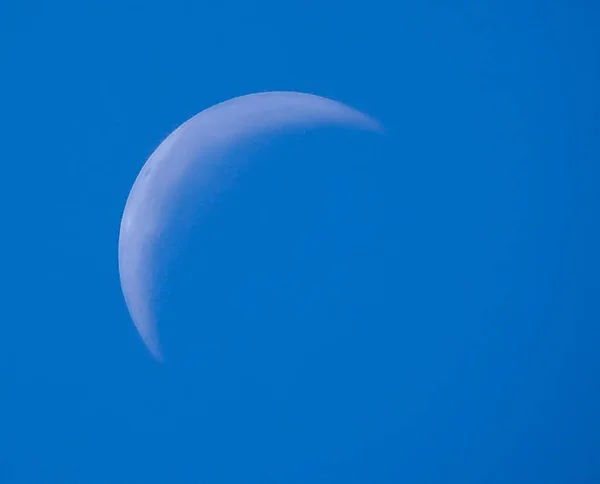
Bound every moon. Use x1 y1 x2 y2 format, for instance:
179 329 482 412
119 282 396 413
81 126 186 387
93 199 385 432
118 91 382 360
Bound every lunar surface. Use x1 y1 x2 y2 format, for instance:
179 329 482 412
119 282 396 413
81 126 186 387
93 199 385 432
118 91 382 360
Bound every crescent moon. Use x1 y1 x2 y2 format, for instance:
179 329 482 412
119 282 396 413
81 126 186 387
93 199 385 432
118 91 382 360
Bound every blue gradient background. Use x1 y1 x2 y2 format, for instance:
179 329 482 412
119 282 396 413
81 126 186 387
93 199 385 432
1 1 598 482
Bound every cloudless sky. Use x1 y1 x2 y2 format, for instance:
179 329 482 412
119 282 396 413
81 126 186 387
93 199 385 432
1 0 599 482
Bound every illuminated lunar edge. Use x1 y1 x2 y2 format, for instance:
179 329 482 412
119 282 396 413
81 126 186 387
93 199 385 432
118 91 383 360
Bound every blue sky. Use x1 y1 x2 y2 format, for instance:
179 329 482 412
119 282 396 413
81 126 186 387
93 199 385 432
1 0 599 482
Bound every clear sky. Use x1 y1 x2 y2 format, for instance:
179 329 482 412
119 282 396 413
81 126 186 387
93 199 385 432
1 1 599 482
